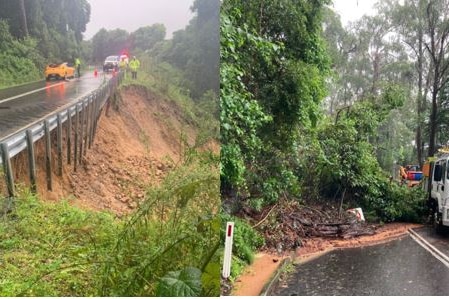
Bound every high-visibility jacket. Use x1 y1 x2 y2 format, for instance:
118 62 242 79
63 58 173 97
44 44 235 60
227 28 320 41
129 58 140 71
75 58 81 66
119 60 127 69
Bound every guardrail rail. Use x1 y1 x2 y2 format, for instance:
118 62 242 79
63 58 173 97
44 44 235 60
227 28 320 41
0 72 123 197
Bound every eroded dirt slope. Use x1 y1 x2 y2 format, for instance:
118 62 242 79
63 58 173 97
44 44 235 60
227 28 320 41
24 86 197 215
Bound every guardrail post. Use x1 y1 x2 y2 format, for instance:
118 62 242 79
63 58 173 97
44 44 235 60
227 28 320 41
67 108 72 165
79 100 85 160
92 92 100 138
44 120 52 191
0 143 15 198
57 113 63 176
74 103 79 171
25 130 37 193
88 97 95 149
83 98 90 155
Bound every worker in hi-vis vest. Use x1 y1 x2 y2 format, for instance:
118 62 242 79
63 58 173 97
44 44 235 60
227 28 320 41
129 56 140 79
119 57 128 78
74 57 81 77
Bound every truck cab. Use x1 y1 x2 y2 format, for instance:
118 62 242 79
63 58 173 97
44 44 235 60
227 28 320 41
430 154 449 230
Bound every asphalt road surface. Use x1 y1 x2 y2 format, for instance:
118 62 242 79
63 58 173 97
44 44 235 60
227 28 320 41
411 225 449 257
269 234 449 296
0 73 107 140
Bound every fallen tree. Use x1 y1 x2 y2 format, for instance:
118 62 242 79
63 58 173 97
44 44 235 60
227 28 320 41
238 200 377 252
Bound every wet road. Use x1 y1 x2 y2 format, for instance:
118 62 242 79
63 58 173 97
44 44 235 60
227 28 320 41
412 226 449 257
0 73 107 140
269 235 449 296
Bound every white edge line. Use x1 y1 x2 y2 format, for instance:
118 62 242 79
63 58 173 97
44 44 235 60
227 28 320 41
409 229 449 268
0 82 66 104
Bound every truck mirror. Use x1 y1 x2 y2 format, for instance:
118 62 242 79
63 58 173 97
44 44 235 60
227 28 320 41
434 164 443 181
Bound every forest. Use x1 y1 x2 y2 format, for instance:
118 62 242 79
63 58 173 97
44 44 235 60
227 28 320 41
221 0 449 280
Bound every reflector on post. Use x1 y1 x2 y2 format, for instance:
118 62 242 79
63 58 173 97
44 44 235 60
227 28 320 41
222 221 234 279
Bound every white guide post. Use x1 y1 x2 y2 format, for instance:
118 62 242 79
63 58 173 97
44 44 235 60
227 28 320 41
222 221 235 279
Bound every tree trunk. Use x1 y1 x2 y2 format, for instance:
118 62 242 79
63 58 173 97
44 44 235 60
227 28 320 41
416 24 424 167
429 87 438 157
19 0 28 37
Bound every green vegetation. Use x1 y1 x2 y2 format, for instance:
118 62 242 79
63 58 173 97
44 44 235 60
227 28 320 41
0 151 219 296
0 20 43 88
0 0 90 88
220 0 430 266
0 191 118 296
151 0 219 99
101 157 220 296
221 0 330 206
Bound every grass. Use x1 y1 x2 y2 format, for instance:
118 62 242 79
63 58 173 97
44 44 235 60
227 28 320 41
0 191 119 296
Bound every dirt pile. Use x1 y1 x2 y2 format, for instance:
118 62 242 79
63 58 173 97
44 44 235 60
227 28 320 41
239 200 378 253
22 86 198 215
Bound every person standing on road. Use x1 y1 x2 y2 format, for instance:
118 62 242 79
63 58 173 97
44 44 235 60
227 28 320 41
129 56 140 79
75 57 81 77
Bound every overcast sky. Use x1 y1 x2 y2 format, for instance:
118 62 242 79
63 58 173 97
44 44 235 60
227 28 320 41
84 0 195 40
331 0 376 26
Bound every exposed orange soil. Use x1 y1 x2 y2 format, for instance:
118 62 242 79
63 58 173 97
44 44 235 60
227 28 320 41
232 222 422 296
11 86 198 215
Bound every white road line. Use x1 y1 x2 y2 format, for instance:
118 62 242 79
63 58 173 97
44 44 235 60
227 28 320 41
0 82 66 104
408 228 449 268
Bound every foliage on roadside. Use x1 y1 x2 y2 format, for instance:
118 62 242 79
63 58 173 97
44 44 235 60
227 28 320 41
101 155 220 296
307 87 426 222
0 21 42 88
0 191 119 296
220 0 330 206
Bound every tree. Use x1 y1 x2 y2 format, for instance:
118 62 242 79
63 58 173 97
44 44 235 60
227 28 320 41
153 0 220 98
425 0 449 157
0 0 91 62
378 0 430 167
221 0 330 205
132 24 166 51
91 29 130 63
19 0 28 37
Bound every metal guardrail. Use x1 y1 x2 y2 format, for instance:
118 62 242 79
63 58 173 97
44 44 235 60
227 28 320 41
0 72 123 197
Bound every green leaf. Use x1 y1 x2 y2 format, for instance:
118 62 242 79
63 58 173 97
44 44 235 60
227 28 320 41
156 267 202 297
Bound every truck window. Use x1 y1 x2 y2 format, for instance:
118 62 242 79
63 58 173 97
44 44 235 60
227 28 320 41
434 164 442 181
